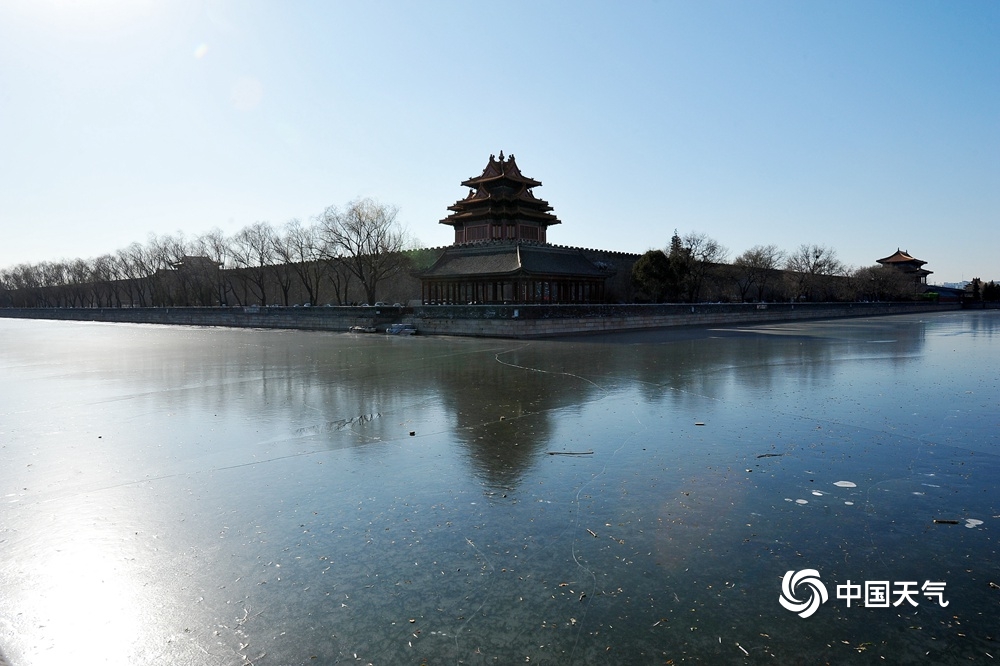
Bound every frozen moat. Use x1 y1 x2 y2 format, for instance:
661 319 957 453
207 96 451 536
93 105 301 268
1 312 998 664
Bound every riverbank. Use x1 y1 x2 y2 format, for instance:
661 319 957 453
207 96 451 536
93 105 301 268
0 301 960 338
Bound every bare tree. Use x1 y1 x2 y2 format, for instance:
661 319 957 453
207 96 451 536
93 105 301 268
319 198 408 305
322 250 354 306
679 232 728 302
785 244 845 301
91 254 123 307
268 241 295 306
193 228 233 305
268 221 317 306
733 244 785 302
273 219 326 306
4 263 44 307
0 269 14 307
230 222 277 306
850 264 915 301
116 242 155 306
0 268 11 307
195 228 231 267
146 232 197 305
65 258 94 307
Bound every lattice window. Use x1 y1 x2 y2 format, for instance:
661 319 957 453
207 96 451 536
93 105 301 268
466 225 489 241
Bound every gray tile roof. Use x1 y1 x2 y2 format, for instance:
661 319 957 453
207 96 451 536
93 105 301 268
419 242 613 279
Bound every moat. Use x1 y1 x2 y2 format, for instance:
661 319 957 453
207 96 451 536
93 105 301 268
1 311 998 664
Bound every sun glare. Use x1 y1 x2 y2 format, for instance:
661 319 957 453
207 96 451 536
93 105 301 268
24 538 147 666
11 0 161 33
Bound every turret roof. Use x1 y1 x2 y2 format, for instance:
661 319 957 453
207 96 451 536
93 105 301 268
460 151 542 189
877 249 927 266
440 153 560 228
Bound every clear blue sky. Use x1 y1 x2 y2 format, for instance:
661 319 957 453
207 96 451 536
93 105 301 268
1 0 997 284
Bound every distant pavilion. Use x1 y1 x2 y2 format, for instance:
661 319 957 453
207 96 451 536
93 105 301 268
877 249 932 286
418 153 613 305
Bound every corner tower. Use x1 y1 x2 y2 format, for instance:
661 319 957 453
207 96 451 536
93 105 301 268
440 152 561 245
418 153 614 305
876 249 932 285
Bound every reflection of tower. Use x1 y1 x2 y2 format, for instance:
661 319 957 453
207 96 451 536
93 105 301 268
429 351 558 490
421 341 679 490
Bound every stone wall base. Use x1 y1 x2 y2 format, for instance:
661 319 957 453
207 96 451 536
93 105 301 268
0 302 962 338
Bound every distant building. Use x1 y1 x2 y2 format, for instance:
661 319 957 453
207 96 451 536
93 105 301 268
877 249 932 287
156 255 223 306
418 153 614 304
171 255 223 274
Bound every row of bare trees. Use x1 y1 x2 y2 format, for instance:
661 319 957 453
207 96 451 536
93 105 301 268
633 232 922 303
2 209 930 309
738 242 922 302
0 198 413 309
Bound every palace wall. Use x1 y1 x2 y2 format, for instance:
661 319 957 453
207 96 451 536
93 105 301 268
0 301 960 338
1 245 946 310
